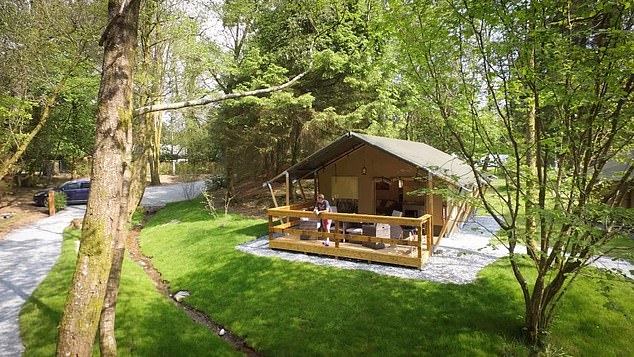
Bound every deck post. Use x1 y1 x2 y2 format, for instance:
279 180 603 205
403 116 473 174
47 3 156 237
268 214 273 241
426 171 433 225
417 221 423 260
426 217 433 255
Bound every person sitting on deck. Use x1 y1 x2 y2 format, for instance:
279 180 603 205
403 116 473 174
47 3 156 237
314 193 332 233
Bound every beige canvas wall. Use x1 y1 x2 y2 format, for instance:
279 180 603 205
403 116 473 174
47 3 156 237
317 144 450 228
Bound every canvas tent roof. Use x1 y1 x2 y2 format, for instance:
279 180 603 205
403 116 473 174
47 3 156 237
272 132 477 189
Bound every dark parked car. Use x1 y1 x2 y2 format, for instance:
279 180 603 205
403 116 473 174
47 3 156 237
33 179 91 206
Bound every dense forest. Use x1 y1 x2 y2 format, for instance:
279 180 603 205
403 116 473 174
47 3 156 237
1 0 632 355
0 0 459 187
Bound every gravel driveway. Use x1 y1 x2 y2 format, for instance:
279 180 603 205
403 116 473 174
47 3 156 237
0 182 203 357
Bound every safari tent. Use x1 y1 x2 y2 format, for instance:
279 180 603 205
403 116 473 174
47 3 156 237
264 132 479 268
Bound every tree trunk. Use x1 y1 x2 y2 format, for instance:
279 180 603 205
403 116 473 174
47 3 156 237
149 111 162 185
524 20 539 259
524 276 546 347
56 1 140 355
97 243 125 357
98 101 134 356
525 97 537 243
525 299 546 348
99 40 155 352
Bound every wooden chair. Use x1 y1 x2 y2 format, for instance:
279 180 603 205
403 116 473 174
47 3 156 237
390 210 403 239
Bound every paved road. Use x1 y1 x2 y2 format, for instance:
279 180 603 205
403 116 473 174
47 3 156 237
0 182 204 357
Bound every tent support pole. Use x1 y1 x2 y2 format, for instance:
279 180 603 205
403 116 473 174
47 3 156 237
298 180 306 200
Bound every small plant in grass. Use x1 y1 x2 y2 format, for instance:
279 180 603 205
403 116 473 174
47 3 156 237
223 192 233 216
540 344 571 357
201 190 218 218
204 175 232 215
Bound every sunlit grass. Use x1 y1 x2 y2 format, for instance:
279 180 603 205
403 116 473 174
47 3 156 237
602 235 634 265
19 229 238 357
138 199 634 356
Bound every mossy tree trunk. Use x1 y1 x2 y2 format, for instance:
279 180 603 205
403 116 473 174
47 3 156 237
98 92 150 356
56 1 141 355
148 112 162 185
98 107 133 356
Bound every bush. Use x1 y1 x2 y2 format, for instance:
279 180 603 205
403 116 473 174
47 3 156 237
205 174 227 191
47 192 67 211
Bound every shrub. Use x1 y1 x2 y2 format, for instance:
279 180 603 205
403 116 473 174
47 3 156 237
205 174 227 191
51 192 67 211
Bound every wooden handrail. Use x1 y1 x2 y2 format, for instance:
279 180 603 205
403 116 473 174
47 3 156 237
267 207 431 226
271 225 422 247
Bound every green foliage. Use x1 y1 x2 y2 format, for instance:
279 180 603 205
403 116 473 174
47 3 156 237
137 200 634 356
19 229 239 357
0 94 34 158
0 0 104 177
388 0 634 346
53 192 67 211
200 0 415 183
206 174 228 191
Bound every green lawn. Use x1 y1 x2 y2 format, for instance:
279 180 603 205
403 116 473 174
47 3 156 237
19 229 239 357
138 200 634 357
601 235 634 266
483 177 634 265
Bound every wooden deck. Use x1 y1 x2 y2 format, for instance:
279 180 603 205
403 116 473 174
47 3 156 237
267 203 435 269
269 235 429 268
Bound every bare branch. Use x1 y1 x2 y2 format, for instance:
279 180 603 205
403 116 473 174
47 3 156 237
133 69 309 117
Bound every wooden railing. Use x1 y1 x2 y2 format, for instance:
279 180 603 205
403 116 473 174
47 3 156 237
267 204 434 268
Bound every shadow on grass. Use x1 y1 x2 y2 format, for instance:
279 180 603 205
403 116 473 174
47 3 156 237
115 260 238 356
137 199 634 356
173 252 524 357
19 228 239 357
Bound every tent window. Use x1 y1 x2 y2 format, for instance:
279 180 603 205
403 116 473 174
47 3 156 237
331 176 358 199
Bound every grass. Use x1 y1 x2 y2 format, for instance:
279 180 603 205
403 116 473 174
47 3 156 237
601 235 634 265
19 229 239 357
138 199 634 356
483 177 634 265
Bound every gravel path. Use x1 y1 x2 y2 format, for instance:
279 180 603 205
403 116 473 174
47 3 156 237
0 182 203 357
237 216 634 283
0 206 85 357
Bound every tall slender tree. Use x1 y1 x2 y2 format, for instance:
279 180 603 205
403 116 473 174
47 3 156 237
389 0 634 348
58 1 319 354
57 0 141 355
